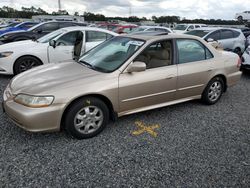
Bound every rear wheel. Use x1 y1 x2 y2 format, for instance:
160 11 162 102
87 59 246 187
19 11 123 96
65 97 109 139
202 77 224 105
14 56 42 75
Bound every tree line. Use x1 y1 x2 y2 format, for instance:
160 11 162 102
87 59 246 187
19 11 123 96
0 6 242 25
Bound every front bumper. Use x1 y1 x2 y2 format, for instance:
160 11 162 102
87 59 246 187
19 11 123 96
3 92 65 133
0 56 15 75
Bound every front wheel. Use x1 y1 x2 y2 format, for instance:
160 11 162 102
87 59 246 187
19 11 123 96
202 77 224 105
65 97 109 139
14 56 42 75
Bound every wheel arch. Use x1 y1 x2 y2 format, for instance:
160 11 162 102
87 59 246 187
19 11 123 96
60 94 116 130
209 74 227 92
13 55 43 74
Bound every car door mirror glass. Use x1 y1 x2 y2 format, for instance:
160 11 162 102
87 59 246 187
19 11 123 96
207 38 214 42
127 61 146 73
49 40 57 48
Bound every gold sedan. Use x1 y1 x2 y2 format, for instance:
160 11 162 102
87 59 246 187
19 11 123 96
2 34 242 139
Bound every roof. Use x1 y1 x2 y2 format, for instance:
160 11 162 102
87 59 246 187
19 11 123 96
54 26 119 36
192 27 241 32
123 33 203 41
139 26 170 29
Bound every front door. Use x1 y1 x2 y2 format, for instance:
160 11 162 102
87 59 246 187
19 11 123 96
119 40 177 113
48 31 84 63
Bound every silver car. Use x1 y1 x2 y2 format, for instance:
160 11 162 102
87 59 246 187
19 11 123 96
186 27 246 55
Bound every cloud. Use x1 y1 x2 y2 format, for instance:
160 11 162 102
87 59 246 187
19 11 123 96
0 0 249 19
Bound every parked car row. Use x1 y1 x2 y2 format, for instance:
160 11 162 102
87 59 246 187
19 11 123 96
0 21 87 44
0 27 118 75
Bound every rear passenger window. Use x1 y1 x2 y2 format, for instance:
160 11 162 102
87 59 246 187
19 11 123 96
86 31 112 42
207 31 220 41
221 30 234 39
233 30 240 37
177 39 213 64
134 40 172 69
59 22 74 28
56 31 82 46
42 23 59 32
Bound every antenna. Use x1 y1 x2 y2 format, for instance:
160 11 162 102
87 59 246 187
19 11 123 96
58 0 62 12
129 5 132 17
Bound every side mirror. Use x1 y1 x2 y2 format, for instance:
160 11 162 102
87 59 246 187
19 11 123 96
207 38 214 42
127 61 146 73
49 40 57 48
37 29 42 34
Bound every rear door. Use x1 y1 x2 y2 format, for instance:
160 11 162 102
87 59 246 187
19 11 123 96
48 30 84 63
218 29 235 51
176 39 214 99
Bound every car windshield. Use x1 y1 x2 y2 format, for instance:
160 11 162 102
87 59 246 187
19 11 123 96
37 29 66 43
8 22 20 27
174 25 188 30
14 22 25 28
27 22 43 31
79 37 145 73
185 30 211 37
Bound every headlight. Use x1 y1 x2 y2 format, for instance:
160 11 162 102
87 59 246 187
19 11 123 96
14 94 54 108
0 35 9 40
0 51 13 58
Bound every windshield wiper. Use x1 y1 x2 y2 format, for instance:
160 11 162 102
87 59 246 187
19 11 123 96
79 60 109 73
79 60 95 69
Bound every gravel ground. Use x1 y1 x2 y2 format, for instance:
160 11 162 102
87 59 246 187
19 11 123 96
0 74 249 187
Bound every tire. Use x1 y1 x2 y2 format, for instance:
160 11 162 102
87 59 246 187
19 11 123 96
65 97 109 139
202 77 224 105
14 56 42 75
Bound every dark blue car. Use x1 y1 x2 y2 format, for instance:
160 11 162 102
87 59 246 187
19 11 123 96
0 22 39 36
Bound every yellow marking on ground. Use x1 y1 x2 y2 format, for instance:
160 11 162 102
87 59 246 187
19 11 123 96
132 121 160 137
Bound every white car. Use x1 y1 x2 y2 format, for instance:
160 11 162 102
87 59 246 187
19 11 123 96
173 24 206 34
131 26 173 33
185 27 246 55
241 46 250 71
235 11 250 21
0 27 118 75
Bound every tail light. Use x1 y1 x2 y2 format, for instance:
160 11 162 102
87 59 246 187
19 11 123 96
237 57 242 68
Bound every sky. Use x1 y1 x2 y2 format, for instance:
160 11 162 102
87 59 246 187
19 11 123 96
0 0 250 20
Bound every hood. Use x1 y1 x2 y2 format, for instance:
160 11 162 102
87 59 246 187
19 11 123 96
10 62 102 95
0 40 40 51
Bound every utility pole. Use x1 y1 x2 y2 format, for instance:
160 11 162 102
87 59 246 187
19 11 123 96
58 0 62 12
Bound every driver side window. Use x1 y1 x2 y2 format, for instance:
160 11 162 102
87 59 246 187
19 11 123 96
134 40 172 69
56 31 83 46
